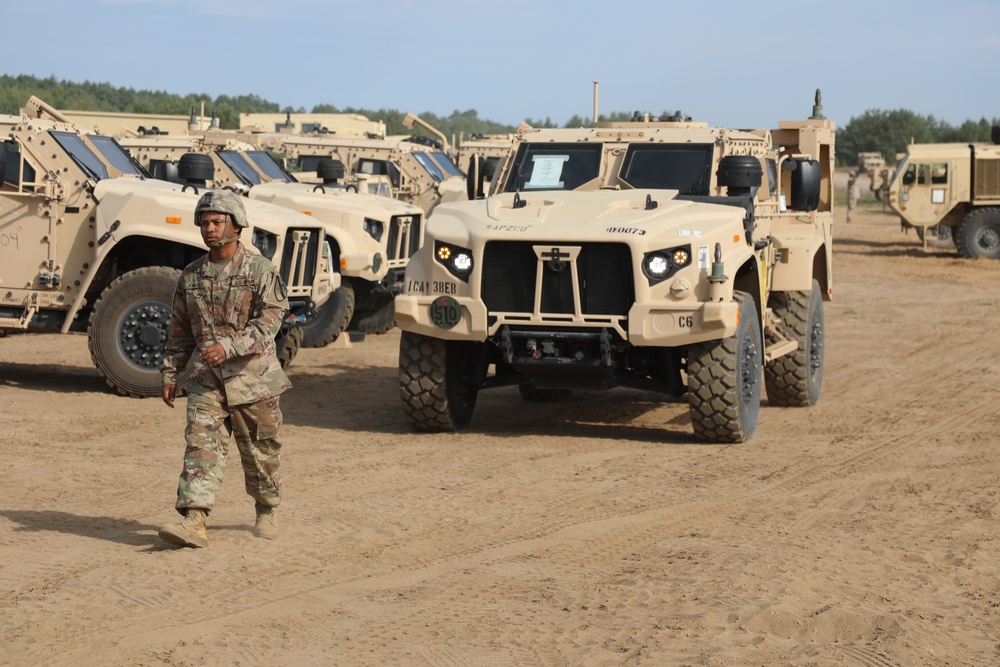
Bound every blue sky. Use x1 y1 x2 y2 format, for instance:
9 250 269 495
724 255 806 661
6 0 1000 129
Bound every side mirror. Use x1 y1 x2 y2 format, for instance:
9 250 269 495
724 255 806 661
466 154 485 200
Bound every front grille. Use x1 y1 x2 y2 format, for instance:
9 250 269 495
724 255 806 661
280 228 320 293
481 241 633 316
386 214 422 261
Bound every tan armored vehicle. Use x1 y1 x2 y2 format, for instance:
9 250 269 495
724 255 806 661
397 93 835 443
887 128 1000 259
118 131 424 344
0 99 334 397
245 123 467 216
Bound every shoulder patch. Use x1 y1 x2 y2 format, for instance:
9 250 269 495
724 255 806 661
274 275 287 302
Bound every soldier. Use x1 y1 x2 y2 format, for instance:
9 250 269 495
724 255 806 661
847 171 859 222
158 190 291 548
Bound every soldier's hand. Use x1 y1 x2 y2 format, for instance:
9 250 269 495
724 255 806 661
200 342 226 367
162 383 177 408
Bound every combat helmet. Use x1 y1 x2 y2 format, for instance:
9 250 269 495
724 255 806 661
194 189 247 229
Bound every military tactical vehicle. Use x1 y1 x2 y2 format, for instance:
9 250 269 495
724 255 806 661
0 98 334 397
855 152 890 199
887 128 1000 259
244 126 467 216
118 131 423 344
397 93 835 443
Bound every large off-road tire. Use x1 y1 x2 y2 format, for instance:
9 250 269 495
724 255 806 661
686 292 762 443
764 280 825 407
88 266 180 398
302 278 355 347
349 293 396 335
276 324 303 368
955 208 1000 259
518 383 572 401
398 331 479 431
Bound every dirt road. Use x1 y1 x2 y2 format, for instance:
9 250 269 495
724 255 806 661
2 205 999 666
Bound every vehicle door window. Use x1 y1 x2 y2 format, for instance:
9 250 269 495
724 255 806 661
2 140 36 191
930 163 947 184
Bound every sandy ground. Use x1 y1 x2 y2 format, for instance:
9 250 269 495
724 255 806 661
2 203 999 667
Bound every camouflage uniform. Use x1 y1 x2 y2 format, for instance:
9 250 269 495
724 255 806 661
161 194 291 517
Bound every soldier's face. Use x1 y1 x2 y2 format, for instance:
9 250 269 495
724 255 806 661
199 213 232 248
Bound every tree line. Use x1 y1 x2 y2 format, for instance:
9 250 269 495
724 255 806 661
1 75 996 165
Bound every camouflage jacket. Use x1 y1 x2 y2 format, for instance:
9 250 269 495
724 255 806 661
160 242 292 405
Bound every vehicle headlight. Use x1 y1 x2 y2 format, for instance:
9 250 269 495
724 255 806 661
251 228 277 260
642 244 691 285
435 241 474 281
362 217 384 241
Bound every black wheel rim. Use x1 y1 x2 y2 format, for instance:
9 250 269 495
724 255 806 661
117 299 172 370
976 224 1000 255
740 329 760 409
808 313 824 380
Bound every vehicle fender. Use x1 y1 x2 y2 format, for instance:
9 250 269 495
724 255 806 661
769 217 830 294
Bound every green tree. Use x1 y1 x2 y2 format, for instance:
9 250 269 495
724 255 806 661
838 109 1000 166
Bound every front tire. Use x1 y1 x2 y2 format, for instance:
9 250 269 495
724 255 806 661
349 293 396 335
686 292 762 443
276 324 303 368
399 331 479 431
302 278 355 347
764 281 825 407
955 208 1000 259
88 266 180 398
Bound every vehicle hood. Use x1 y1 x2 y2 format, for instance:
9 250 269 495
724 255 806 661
427 190 749 245
249 182 418 221
93 178 325 238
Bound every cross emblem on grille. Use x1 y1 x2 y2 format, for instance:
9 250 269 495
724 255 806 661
541 247 570 262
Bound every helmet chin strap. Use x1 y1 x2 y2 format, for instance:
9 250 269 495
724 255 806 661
207 219 240 249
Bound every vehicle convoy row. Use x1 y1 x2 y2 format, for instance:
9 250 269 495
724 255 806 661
0 97 335 397
116 131 424 344
887 126 1000 260
241 120 467 216
396 93 836 443
1 91 835 444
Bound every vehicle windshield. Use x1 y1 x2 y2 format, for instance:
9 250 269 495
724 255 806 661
246 150 295 183
412 152 445 182
428 151 463 178
51 131 148 180
502 143 603 192
888 154 909 187
218 150 261 185
618 144 714 195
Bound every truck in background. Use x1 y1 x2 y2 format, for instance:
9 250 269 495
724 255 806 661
886 128 1000 259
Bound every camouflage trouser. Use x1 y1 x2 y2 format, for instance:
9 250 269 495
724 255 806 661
174 391 283 515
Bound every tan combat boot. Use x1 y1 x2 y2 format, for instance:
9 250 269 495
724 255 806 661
253 505 278 540
158 509 209 548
